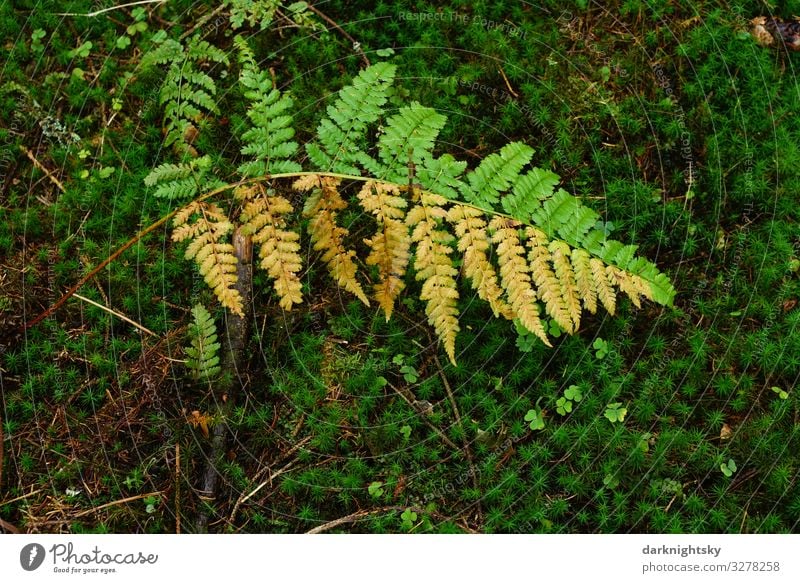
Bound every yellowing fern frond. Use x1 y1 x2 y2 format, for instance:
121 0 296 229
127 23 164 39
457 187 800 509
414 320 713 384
491 218 550 346
607 266 647 308
172 201 244 316
524 227 571 334
590 257 616 315
297 175 369 305
357 181 410 319
447 204 512 319
236 185 303 310
549 240 582 332
570 248 597 314
407 193 460 364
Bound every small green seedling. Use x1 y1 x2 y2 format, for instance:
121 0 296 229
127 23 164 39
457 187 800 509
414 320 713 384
400 508 417 530
770 386 789 400
68 41 93 59
564 385 583 402
720 459 737 477
31 28 46 52
547 319 563 338
399 425 411 440
555 397 572 416
603 474 619 489
368 481 384 498
604 402 627 423
593 338 609 359
525 398 545 431
392 354 419 383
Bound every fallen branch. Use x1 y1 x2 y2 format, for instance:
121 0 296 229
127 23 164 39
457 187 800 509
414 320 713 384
74 293 157 337
306 505 477 534
195 227 252 533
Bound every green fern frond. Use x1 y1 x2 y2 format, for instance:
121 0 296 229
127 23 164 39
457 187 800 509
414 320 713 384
501 167 560 222
144 156 224 200
360 102 447 182
186 303 222 381
306 62 396 174
461 142 535 210
235 36 301 176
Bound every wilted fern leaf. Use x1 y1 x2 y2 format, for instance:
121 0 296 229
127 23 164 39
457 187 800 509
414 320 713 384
490 217 550 346
172 201 244 316
407 193 460 365
186 303 221 381
296 175 369 305
236 36 301 176
447 204 511 319
357 180 410 319
235 184 303 310
306 62 396 174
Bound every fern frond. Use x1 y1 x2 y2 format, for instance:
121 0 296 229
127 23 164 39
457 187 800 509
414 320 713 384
144 156 224 200
186 303 221 381
360 102 447 182
297 175 369 305
407 193 460 365
491 218 550 347
415 153 467 200
462 142 535 210
357 180 410 319
501 167 560 222
524 226 571 334
447 204 512 319
590 257 616 315
235 185 303 310
548 240 582 332
306 62 396 174
570 248 597 314
172 201 244 316
236 36 301 176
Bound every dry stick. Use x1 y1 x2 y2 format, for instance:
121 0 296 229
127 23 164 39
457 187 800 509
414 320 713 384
55 0 167 17
229 435 312 524
195 227 252 533
386 380 459 451
175 443 181 534
431 350 483 526
306 505 477 534
20 145 65 193
73 293 157 337
306 4 370 67
73 491 162 518
179 3 226 40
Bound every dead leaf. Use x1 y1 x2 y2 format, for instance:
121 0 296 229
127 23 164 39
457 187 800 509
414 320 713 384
720 423 733 440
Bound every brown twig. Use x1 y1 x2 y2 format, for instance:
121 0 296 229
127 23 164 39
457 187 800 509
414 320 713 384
72 491 162 518
430 350 483 525
306 505 477 534
306 4 370 67
73 293 157 337
175 443 181 534
229 435 312 524
20 145 65 194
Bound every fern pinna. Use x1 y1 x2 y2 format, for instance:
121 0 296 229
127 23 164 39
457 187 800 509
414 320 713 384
147 39 676 365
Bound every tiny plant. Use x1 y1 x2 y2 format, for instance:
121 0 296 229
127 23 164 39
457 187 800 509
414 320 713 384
399 425 412 440
770 386 789 400
525 398 546 431
400 508 418 530
593 338 609 359
368 481 384 498
556 384 583 416
604 402 627 423
393 355 419 383
720 459 737 478
185 304 221 382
